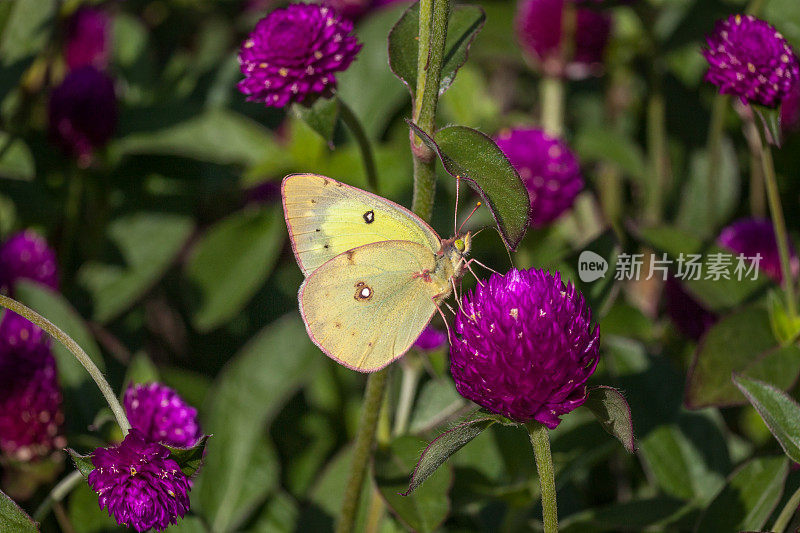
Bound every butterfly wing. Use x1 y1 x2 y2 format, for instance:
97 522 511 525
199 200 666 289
282 173 442 276
299 240 449 372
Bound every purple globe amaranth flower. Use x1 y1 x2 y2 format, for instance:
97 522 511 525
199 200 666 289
702 14 800 108
781 79 800 133
717 218 799 284
413 325 447 352
0 230 59 294
516 0 612 79
0 312 65 461
124 383 202 448
450 269 600 428
663 276 717 341
64 7 111 70
88 429 191 532
238 3 362 107
496 128 584 227
48 66 117 166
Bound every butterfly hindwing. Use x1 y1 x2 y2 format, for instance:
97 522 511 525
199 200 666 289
298 240 448 372
282 173 442 275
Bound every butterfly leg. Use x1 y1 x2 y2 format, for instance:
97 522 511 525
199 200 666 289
433 299 455 345
462 259 485 287
467 258 500 275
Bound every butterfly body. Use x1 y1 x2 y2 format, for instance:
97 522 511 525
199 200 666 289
282 173 471 372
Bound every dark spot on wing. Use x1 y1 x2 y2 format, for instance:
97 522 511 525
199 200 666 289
316 228 320 232
324 244 329 249
334 322 342 329
354 281 373 301
363 210 375 224
310 199 317 204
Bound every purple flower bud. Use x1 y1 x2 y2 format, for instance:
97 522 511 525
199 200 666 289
516 0 612 78
495 128 584 227
124 383 202 448
238 3 362 107
413 325 447 352
64 7 111 70
450 269 600 428
48 66 117 166
702 14 800 108
717 218 799 284
87 429 191 532
0 312 65 461
0 230 59 295
663 277 717 341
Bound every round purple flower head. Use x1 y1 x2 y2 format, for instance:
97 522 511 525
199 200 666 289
88 429 191 532
516 0 612 78
663 276 717 341
702 14 800 108
413 325 447 352
0 230 59 295
48 66 117 166
0 312 65 461
496 128 584 227
450 269 600 428
717 218 799 284
238 3 362 107
124 383 202 448
64 7 111 70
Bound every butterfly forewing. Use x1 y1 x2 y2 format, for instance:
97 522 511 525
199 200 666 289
298 240 447 372
282 173 442 275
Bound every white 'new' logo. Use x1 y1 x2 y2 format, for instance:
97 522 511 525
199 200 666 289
578 251 608 283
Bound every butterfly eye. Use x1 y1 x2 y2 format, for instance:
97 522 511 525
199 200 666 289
454 239 465 252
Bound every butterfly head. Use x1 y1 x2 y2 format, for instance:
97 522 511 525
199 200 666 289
453 232 472 256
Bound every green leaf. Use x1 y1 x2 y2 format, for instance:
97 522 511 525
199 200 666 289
574 127 648 183
560 497 687 532
388 3 486 97
584 386 635 453
186 206 284 331
122 352 160 390
408 122 530 249
685 305 800 409
291 98 340 146
637 225 704 257
14 282 105 432
0 0 56 65
67 482 117 533
78 213 194 323
0 134 34 181
375 436 451 532
696 456 788 532
0 489 37 533
114 109 285 168
164 435 210 477
408 379 466 434
196 314 320 532
768 291 800 344
403 416 496 495
734 375 800 463
67 449 95 479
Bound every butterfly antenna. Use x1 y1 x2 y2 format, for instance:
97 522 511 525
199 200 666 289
458 201 482 235
454 176 461 235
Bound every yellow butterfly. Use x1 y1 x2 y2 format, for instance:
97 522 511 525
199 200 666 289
282 173 473 372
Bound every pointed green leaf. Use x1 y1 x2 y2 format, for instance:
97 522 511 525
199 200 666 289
164 435 210 477
734 375 800 462
67 449 95 479
185 206 284 331
403 416 496 495
388 3 485 97
768 291 800 344
408 122 530 249
584 386 635 453
696 456 788 532
291 97 340 146
376 436 451 532
0 489 37 533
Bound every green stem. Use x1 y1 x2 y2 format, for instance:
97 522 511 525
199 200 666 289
410 0 450 222
706 94 728 232
772 484 800 533
760 144 797 319
526 421 558 533
392 356 422 436
338 98 379 193
0 295 130 433
743 112 766 217
33 470 83 522
336 369 389 533
645 92 669 225
540 76 565 137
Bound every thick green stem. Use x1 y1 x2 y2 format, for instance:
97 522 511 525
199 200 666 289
338 98 379 193
336 369 389 533
33 470 83 522
760 144 797 319
645 92 669 225
742 112 766 217
772 484 800 533
706 94 728 231
526 421 558 533
0 295 130 433
540 76 565 137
